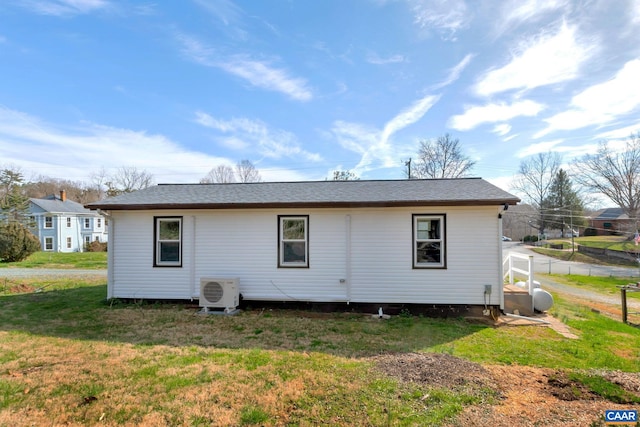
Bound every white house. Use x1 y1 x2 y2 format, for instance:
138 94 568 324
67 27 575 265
30 190 108 252
86 179 519 315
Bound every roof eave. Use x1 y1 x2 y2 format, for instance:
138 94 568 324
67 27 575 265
86 198 520 211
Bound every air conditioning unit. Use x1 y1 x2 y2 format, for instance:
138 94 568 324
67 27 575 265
199 278 239 312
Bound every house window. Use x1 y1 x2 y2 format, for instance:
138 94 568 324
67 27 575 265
44 216 53 228
84 218 91 229
44 237 53 251
154 217 182 267
84 236 91 246
96 218 102 228
66 237 72 249
66 217 71 228
278 215 308 268
413 214 446 268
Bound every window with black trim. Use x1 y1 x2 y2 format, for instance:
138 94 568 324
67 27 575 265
278 215 308 267
413 214 446 268
154 217 182 267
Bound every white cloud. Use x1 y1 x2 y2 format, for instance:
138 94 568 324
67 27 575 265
515 139 563 157
632 0 640 24
0 107 228 183
492 123 512 136
449 100 545 131
495 0 570 37
516 139 598 160
331 94 440 173
408 0 471 39
18 0 110 16
177 33 313 102
430 53 474 90
475 23 596 97
194 112 322 162
595 123 640 140
366 52 405 65
535 59 640 138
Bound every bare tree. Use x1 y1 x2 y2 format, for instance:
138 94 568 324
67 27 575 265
572 133 640 228
413 134 476 179
105 166 154 197
511 152 562 236
200 165 236 184
328 170 360 181
235 160 261 183
24 175 102 204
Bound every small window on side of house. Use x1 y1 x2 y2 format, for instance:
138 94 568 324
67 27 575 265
66 217 71 228
84 218 91 229
278 215 309 268
44 237 53 251
154 217 182 267
44 216 53 228
66 237 72 249
413 214 446 269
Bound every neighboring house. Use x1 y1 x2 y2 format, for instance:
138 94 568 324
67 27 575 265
86 179 519 314
587 208 633 236
30 190 108 252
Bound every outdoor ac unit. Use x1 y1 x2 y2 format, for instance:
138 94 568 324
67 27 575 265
199 278 239 312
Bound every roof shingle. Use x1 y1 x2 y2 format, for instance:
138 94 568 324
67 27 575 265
85 178 520 210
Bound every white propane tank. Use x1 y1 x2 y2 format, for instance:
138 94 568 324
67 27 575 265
533 288 554 312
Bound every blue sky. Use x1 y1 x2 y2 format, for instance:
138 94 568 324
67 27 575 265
1 0 639 195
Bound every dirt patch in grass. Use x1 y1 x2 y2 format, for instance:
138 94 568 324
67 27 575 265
372 353 640 427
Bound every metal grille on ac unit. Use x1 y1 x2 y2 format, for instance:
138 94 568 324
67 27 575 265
199 278 239 312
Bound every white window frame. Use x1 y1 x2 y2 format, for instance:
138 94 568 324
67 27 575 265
44 216 53 229
154 217 182 267
278 215 309 268
84 218 91 229
66 217 72 228
44 237 53 251
66 237 72 249
96 218 102 228
413 214 446 269
84 236 91 246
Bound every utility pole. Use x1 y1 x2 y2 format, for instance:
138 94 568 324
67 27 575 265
405 158 412 179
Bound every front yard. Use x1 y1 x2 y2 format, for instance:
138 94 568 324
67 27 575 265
1 274 639 426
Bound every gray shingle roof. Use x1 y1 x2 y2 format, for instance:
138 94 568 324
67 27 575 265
86 178 520 210
31 196 93 214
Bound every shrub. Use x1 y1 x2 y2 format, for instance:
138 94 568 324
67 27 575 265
85 241 108 252
0 222 41 262
523 235 539 243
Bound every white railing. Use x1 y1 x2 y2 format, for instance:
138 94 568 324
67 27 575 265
503 252 535 295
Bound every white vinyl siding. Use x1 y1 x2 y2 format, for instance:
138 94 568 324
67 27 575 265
108 206 501 305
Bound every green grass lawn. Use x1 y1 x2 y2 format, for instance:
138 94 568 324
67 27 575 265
0 276 638 426
0 251 107 269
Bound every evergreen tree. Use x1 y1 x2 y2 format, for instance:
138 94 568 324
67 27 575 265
0 168 32 227
541 169 584 237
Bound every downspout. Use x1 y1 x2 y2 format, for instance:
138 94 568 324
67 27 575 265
190 216 196 299
345 214 352 303
99 209 114 300
498 207 504 311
